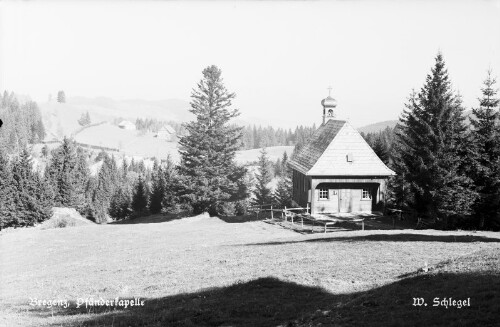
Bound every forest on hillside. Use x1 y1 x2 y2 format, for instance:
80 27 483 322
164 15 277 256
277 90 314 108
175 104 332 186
0 91 45 153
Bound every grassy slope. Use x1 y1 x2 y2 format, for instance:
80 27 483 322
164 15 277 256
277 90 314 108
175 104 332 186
0 215 499 327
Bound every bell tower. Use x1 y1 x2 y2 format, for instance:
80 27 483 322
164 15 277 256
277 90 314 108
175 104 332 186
321 86 337 125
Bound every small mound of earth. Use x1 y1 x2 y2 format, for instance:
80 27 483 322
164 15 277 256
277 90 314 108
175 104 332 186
40 207 95 229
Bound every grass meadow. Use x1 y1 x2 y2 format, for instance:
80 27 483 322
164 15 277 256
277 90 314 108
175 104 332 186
0 214 499 326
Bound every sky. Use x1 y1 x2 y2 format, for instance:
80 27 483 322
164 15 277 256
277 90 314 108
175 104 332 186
1 0 500 128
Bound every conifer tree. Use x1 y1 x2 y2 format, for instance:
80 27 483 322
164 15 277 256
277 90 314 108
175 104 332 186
394 53 477 222
177 65 244 215
45 138 89 211
149 163 166 214
252 148 273 205
273 151 293 208
78 111 91 126
470 69 500 229
11 148 52 226
91 154 115 223
161 155 181 213
372 135 389 164
109 185 132 220
132 175 149 215
57 91 66 103
0 150 15 229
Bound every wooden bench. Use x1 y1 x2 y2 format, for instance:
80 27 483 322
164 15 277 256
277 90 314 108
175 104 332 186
307 215 365 233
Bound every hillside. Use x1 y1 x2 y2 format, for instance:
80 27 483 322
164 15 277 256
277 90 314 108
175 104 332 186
357 120 398 134
69 97 192 122
39 97 191 141
74 122 179 160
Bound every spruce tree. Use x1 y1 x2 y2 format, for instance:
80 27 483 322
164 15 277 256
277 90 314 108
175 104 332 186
11 148 52 226
91 154 115 223
394 53 477 222
57 91 66 103
177 65 244 215
45 138 89 211
470 69 500 229
273 151 293 208
78 111 91 126
372 135 389 164
149 164 166 214
0 150 15 229
252 148 273 205
132 175 148 215
109 185 132 220
161 155 181 213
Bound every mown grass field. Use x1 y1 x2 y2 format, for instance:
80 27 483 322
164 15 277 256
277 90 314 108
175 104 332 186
0 214 499 327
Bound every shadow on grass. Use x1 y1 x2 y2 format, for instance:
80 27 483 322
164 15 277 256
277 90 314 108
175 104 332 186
218 214 269 223
110 214 183 225
241 233 500 246
31 267 499 327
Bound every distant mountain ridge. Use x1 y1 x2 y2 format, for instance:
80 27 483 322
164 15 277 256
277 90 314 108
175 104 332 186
357 110 475 134
357 120 398 134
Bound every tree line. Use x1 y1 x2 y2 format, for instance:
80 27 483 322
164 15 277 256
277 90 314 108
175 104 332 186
1 57 499 230
363 54 500 230
0 91 46 154
240 125 317 150
0 66 293 228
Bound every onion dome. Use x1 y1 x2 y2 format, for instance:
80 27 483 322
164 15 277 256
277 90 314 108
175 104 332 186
321 96 337 108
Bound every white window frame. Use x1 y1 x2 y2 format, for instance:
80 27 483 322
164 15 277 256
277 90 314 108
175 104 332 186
319 188 329 200
362 188 372 200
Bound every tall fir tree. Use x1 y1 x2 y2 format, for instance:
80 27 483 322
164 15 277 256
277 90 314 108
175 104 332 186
132 175 149 215
149 162 166 214
177 65 245 215
11 148 52 226
109 184 133 220
45 138 89 212
394 53 477 222
57 90 66 103
0 150 16 229
91 154 115 223
470 69 500 229
273 151 293 208
161 155 181 213
372 135 389 165
252 148 273 205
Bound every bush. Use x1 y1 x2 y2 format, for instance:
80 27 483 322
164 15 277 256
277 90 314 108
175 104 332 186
164 202 193 217
235 200 249 216
216 202 236 216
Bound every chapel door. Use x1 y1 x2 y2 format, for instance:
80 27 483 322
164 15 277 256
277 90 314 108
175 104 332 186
339 189 351 213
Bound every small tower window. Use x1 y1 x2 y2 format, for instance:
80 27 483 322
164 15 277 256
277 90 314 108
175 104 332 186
362 188 372 200
347 153 354 162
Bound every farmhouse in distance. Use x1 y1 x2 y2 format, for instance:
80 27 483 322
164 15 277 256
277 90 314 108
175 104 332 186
155 124 176 141
289 92 395 215
118 120 136 130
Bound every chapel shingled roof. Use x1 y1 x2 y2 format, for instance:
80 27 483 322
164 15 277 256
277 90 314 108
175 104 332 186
288 119 395 176
288 120 345 174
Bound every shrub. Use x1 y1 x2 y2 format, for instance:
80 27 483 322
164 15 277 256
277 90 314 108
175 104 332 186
235 200 249 216
216 202 236 217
